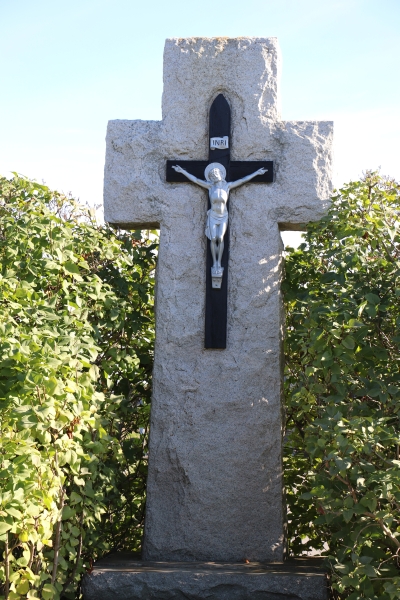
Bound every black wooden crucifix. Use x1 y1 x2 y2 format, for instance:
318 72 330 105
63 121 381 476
166 94 273 350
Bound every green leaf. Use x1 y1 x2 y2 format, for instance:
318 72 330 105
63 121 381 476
0 522 12 534
361 564 377 577
342 336 355 349
343 509 354 523
63 261 80 274
42 583 57 600
321 272 337 283
62 506 76 520
365 292 380 305
16 579 30 594
5 507 22 518
70 492 83 504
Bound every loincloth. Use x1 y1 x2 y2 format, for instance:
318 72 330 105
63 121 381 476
205 209 228 240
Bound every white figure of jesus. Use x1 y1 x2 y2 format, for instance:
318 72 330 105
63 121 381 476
172 162 266 276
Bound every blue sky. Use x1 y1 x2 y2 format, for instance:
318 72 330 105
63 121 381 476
1 0 399 214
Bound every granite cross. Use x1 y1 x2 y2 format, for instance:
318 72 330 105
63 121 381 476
102 37 333 566
166 93 273 349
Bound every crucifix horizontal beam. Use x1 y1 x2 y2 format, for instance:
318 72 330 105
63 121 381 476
167 161 274 183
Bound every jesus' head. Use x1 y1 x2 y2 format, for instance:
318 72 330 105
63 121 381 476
205 162 226 183
209 168 223 182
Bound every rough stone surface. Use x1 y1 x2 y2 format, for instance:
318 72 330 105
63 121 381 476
82 555 328 600
103 37 333 562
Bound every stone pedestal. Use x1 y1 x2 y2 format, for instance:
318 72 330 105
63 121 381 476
82 554 328 600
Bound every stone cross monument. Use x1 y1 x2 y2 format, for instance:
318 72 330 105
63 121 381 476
83 37 333 600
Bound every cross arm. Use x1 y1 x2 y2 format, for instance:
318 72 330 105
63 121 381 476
104 120 168 229
272 120 334 230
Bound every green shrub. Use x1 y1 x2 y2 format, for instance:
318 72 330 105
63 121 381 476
0 175 156 599
284 172 400 599
3 169 399 600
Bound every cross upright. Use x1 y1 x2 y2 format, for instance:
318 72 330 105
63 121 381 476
104 38 333 564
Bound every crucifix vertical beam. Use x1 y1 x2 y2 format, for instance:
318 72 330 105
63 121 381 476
205 94 230 349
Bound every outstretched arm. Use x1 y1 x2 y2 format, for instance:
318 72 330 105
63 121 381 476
228 167 267 190
172 165 210 189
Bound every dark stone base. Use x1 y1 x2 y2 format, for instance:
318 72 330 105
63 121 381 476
82 554 328 600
